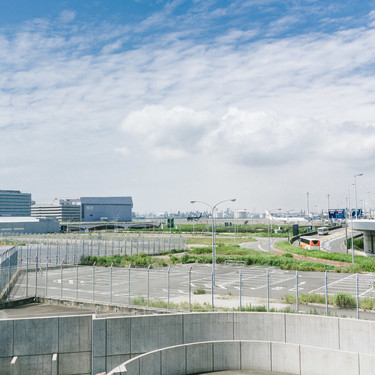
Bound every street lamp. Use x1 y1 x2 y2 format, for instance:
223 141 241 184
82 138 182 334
191 199 236 285
266 208 281 252
354 173 363 219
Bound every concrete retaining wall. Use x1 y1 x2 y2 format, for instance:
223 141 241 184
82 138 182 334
108 340 374 375
2 312 375 374
0 315 92 375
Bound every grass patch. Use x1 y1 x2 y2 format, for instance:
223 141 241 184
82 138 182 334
79 254 167 268
283 292 375 310
333 292 356 308
172 250 338 271
276 241 375 273
193 287 206 295
130 296 212 311
187 237 256 246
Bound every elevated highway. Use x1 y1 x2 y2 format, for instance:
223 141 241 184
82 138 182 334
351 220 375 256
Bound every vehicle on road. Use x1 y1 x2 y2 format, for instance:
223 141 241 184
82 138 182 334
317 227 329 235
300 236 320 250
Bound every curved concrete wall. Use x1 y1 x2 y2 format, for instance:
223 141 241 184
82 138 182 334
108 340 375 375
2 312 375 374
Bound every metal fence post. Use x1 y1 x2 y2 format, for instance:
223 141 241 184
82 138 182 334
26 246 29 297
325 271 328 316
73 239 76 264
55 239 58 265
110 263 113 304
211 272 214 312
128 265 131 305
92 262 96 302
35 252 38 297
356 273 359 319
167 266 170 310
239 269 242 312
60 262 63 299
45 262 48 297
267 268 270 312
147 265 150 308
8 253 11 300
296 270 299 313
189 267 192 312
76 264 79 301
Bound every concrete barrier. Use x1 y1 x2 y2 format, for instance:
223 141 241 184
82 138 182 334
2 312 375 374
108 340 375 375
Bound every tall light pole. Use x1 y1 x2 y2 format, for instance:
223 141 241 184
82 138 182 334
307 192 310 226
354 173 363 219
348 184 355 263
191 199 236 285
267 208 281 252
327 194 330 223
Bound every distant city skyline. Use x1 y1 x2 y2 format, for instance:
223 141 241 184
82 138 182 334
1 1 375 213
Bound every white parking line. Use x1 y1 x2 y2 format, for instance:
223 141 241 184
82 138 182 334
308 274 354 294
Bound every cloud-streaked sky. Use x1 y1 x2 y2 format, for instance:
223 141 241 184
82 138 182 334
1 0 375 214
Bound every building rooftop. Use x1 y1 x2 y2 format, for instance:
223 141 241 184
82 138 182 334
80 197 133 205
0 217 43 223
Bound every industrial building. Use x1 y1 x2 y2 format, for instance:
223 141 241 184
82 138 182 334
80 196 133 222
0 190 31 217
31 199 81 222
0 217 59 234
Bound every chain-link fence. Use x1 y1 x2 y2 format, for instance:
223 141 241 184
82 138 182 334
4 262 375 319
0 233 186 267
0 246 18 299
0 233 186 301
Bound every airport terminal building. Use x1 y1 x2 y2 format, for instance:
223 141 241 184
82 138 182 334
31 199 81 222
80 196 133 222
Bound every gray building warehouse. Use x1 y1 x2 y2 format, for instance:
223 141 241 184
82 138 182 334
80 196 133 222
0 217 59 235
0 190 32 217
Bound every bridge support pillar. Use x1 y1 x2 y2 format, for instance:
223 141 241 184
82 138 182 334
363 231 375 255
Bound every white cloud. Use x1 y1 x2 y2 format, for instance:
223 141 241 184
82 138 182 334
121 105 215 159
2 5 375 211
58 10 76 23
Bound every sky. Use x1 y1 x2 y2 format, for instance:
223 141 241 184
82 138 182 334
1 0 375 214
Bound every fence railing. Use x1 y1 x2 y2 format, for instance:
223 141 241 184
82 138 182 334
4 263 375 319
0 234 186 267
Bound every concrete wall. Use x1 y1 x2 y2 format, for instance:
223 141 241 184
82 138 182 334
2 312 375 375
0 315 92 375
108 340 374 375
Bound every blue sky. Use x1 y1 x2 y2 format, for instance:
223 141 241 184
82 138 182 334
1 0 375 214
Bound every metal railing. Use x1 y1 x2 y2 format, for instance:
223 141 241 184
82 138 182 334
4 263 375 319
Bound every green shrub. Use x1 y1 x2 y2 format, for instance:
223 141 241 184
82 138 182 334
333 292 356 308
234 304 267 312
360 297 375 310
193 287 206 295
